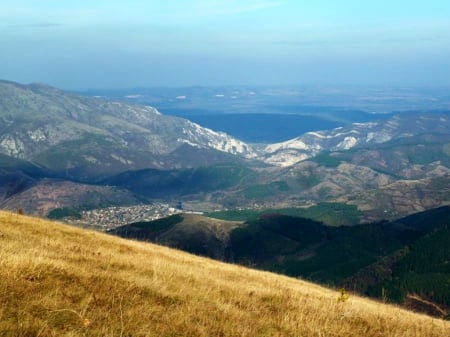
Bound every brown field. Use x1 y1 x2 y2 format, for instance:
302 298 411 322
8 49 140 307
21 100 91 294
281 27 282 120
0 211 449 336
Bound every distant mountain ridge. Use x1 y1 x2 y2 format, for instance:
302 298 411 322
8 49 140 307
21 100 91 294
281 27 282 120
0 80 256 180
261 114 450 166
2 80 449 174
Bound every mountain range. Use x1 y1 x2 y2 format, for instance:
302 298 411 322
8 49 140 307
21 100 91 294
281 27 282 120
0 80 449 221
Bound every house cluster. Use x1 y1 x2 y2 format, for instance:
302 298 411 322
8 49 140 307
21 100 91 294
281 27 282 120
67 203 182 230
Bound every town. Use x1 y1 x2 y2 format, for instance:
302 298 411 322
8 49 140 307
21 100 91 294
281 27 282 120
65 203 184 231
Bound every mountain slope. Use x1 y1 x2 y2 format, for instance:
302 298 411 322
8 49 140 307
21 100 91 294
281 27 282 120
0 178 139 216
112 213 243 260
103 163 258 200
0 80 256 180
112 207 450 318
343 224 450 317
228 207 450 317
1 211 449 336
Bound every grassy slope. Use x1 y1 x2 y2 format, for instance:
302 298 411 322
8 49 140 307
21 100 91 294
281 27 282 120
0 212 449 337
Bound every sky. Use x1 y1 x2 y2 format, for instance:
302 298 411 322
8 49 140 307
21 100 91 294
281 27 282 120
1 0 450 89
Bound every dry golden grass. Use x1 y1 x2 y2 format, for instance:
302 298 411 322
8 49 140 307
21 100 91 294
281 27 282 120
1 211 449 337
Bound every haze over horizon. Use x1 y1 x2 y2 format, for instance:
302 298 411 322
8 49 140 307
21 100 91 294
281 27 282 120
1 1 450 90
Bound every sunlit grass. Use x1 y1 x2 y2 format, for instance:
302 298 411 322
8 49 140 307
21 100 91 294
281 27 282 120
1 211 448 336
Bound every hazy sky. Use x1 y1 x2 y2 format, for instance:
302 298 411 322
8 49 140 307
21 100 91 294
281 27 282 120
1 0 450 89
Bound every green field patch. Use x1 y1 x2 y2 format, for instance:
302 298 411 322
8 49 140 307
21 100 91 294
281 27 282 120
207 203 362 226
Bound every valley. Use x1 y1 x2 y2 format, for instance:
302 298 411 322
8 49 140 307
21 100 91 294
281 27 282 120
2 81 449 223
1 80 448 224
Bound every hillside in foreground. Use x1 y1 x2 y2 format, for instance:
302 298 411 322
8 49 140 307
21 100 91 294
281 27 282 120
111 207 450 318
1 211 449 336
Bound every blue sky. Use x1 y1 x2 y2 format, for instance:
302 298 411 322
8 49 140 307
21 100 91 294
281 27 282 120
1 0 450 89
